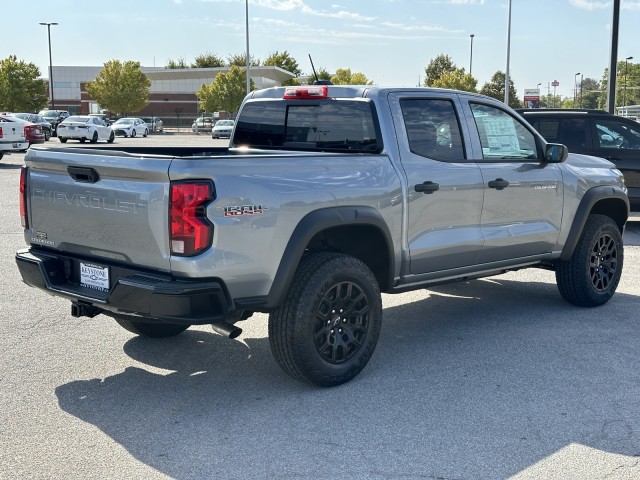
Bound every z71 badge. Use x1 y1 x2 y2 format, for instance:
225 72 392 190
223 205 269 217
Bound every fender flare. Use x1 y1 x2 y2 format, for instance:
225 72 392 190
560 185 629 260
264 206 395 309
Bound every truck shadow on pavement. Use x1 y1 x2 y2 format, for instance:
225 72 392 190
55 276 640 479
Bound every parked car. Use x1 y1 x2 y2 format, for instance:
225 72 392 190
141 116 163 133
1 115 45 147
192 116 214 132
518 108 640 211
111 117 148 138
88 113 112 126
38 109 70 136
57 115 115 144
0 115 29 160
13 113 53 140
211 119 235 139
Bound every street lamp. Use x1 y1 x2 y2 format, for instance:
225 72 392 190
574 72 581 105
625 56 633 108
39 22 58 109
469 34 475 76
245 0 250 95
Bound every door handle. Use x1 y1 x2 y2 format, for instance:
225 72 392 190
414 181 440 194
488 178 509 190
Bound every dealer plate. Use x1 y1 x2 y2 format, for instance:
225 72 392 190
80 262 109 292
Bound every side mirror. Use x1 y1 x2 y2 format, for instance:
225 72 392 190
545 143 568 163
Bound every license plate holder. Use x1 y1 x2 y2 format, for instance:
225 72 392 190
80 262 109 292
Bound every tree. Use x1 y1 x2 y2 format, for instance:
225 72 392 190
577 77 602 109
85 60 151 116
192 53 226 69
227 53 260 67
197 65 254 115
330 68 373 85
479 71 523 108
263 50 301 76
431 68 477 93
424 54 456 87
166 57 187 69
600 61 640 109
0 55 48 112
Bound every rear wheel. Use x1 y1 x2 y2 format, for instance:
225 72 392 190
143 129 148 138
556 214 623 307
79 138 86 143
110 314 190 338
59 137 67 143
131 129 136 138
269 252 382 387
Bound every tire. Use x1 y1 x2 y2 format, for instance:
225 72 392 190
131 129 136 138
79 138 86 143
269 252 382 387
90 131 98 144
110 314 190 338
556 214 623 307
59 137 67 143
107 131 115 144
143 129 148 138
44 130 51 141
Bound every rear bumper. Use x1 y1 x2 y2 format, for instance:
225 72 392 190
15 248 234 325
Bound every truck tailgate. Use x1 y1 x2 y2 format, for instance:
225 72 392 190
24 147 173 271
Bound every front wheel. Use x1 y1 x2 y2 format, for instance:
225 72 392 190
90 131 98 143
269 252 382 387
556 214 623 307
143 129 148 138
107 131 115 143
131 129 136 138
111 314 190 338
44 130 51 141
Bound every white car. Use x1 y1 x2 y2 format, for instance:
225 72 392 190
111 118 148 138
211 119 235 139
0 116 29 160
57 116 115 144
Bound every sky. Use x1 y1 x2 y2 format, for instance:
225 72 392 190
2 0 640 100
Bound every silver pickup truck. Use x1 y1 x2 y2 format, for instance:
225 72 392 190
16 85 629 386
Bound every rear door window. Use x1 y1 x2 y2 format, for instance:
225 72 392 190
527 117 588 149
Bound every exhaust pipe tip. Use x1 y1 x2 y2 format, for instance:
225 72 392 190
211 322 242 339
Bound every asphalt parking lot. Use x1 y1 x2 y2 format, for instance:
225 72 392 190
1 136 640 479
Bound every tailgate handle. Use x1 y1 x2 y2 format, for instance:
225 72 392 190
67 166 100 183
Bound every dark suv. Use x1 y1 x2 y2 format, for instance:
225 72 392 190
38 109 70 136
518 109 640 210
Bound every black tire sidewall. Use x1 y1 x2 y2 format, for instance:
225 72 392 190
273 253 382 386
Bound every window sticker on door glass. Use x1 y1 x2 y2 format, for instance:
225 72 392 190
481 117 519 152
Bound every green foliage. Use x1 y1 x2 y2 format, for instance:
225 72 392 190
330 68 373 85
227 53 260 67
85 60 151 116
192 53 226 68
197 66 254 114
600 61 640 109
576 77 602 109
0 55 48 112
166 57 187 69
424 54 456 87
431 68 477 93
479 71 523 108
263 50 301 77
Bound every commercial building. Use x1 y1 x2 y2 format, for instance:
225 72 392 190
46 65 296 125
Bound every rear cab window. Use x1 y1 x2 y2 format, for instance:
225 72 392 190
233 98 382 153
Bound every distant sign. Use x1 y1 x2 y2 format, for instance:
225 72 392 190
551 80 560 87
523 88 541 109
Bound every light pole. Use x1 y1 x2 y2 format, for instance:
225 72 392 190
625 56 633 108
574 72 581 105
245 0 250 95
469 34 475 76
504 0 512 105
39 22 58 109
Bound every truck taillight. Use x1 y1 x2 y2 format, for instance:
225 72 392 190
20 166 28 228
0 127 3 139
169 181 214 256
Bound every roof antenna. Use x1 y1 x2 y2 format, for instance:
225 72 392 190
308 54 332 85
